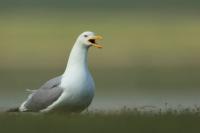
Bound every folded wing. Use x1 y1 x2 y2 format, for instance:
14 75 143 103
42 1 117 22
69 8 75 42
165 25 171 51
20 76 64 112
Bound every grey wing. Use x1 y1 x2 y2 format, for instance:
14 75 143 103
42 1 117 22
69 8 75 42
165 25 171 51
39 76 62 90
22 76 63 112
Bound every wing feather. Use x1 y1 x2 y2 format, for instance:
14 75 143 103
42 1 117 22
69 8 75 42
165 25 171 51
20 76 63 112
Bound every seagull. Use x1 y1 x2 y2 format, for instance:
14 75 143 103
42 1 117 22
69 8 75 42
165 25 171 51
13 31 103 112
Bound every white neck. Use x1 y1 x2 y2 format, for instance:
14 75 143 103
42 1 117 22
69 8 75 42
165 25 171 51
63 40 89 76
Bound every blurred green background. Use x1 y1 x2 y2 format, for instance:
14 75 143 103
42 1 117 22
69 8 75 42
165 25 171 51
0 0 200 111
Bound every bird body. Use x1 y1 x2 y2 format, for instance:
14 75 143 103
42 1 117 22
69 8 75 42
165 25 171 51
17 31 102 112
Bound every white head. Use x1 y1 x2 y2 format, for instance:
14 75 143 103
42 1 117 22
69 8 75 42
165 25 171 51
76 31 103 49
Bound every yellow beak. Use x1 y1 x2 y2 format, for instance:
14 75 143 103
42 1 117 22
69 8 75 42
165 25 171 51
90 35 103 48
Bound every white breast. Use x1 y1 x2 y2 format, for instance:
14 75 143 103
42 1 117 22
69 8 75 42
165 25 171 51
54 66 95 110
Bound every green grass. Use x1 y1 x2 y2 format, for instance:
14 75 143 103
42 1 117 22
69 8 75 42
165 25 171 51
1 109 200 133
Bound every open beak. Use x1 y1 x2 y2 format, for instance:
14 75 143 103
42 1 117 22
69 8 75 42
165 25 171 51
88 35 103 48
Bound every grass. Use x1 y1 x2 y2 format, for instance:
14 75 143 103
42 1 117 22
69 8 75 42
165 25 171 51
0 109 200 133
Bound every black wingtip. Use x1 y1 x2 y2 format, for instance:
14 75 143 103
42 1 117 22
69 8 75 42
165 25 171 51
6 107 19 112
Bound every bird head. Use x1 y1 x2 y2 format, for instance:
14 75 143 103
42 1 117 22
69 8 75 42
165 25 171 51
77 31 103 48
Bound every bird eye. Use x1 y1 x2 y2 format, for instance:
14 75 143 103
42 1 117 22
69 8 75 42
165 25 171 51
84 35 88 37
